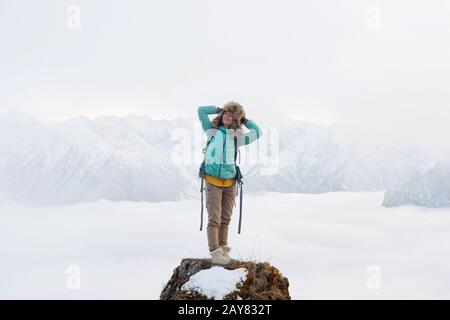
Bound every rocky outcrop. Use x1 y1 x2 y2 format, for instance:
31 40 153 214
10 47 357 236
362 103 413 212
160 258 291 300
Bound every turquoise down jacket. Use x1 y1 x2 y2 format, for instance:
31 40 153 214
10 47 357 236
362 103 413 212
197 105 262 179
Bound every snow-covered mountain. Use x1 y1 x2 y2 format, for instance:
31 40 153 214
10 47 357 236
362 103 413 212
240 119 434 194
0 111 196 206
383 162 450 208
0 111 439 206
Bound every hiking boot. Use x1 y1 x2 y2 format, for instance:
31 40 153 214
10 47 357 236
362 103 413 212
210 247 231 266
221 245 232 259
221 245 239 264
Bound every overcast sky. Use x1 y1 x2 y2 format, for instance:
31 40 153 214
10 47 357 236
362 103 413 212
1 0 450 149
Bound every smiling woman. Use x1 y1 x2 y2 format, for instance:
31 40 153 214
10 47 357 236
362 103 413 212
197 102 262 266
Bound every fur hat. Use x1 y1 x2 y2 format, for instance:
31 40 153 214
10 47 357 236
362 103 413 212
212 101 246 129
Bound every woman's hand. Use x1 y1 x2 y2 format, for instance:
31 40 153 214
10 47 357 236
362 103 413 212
234 128 245 138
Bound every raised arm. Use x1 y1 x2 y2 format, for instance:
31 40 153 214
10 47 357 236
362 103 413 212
197 105 219 132
238 119 262 146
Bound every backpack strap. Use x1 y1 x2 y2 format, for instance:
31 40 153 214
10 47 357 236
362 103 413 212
199 175 204 231
238 182 243 234
199 134 215 231
234 136 244 234
233 136 243 184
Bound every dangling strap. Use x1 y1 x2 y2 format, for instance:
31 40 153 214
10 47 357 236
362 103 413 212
233 135 244 234
200 177 204 231
199 135 215 232
238 182 243 234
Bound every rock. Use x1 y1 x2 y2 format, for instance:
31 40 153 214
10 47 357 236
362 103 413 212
160 258 291 300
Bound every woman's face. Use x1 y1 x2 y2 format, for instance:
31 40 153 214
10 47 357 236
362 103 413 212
222 111 234 128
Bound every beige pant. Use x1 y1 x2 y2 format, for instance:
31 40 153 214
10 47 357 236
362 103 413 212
205 181 236 252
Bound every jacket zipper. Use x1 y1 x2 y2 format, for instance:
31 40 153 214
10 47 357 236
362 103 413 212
217 132 226 178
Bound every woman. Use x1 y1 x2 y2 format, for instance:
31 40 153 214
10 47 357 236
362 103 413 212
197 101 262 265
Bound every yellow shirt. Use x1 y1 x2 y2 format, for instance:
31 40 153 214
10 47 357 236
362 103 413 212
204 175 235 187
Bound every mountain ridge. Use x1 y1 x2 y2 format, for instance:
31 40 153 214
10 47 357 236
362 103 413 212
0 111 440 206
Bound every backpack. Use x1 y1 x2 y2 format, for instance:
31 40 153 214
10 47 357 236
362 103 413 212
198 134 244 234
